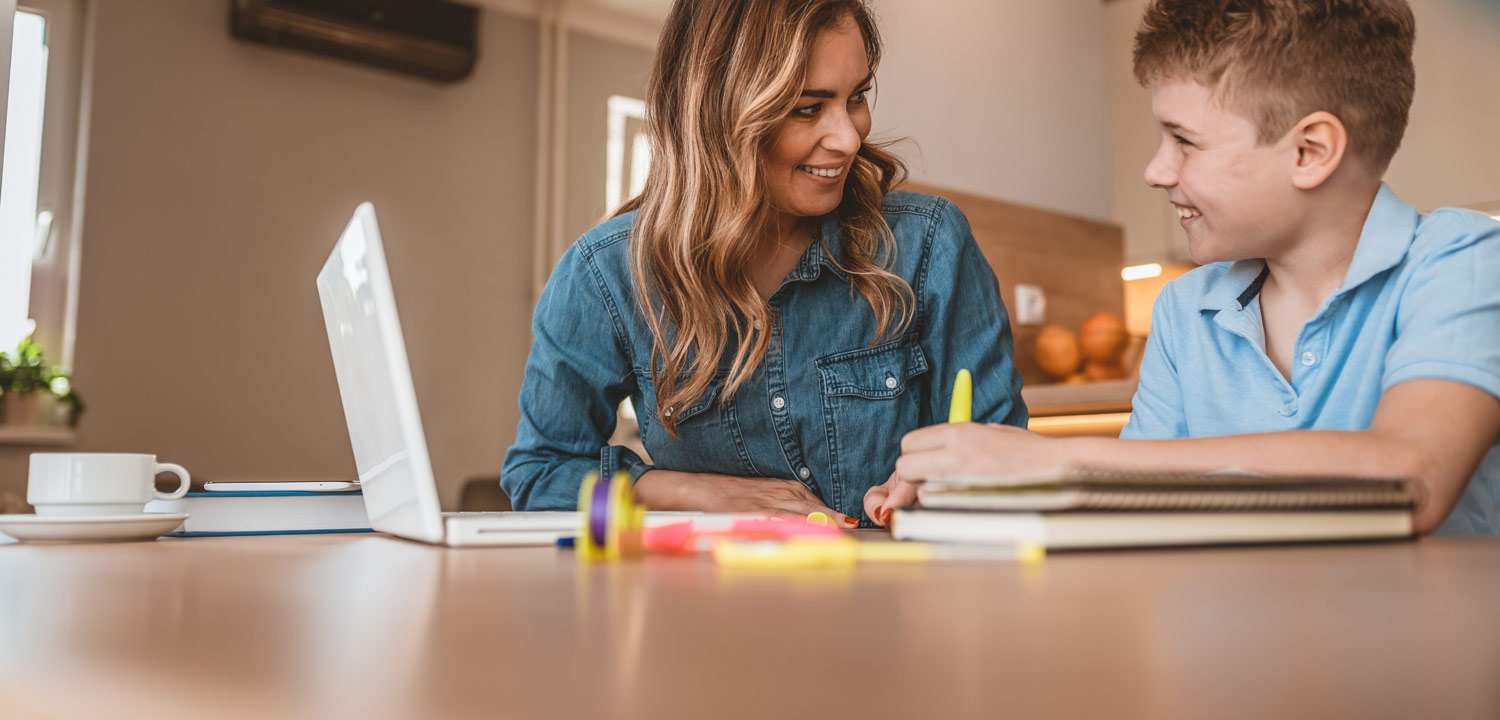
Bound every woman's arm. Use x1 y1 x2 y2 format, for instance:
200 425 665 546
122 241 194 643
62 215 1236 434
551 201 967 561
916 198 1027 429
501 245 646 510
634 469 857 524
865 198 1026 525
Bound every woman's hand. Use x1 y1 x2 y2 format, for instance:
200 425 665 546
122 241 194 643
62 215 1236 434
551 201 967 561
863 470 920 527
633 469 860 526
895 423 1066 483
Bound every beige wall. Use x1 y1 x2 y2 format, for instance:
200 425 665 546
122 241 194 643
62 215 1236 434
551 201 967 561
872 0 1110 221
1 0 542 507
1106 0 1500 266
563 36 651 244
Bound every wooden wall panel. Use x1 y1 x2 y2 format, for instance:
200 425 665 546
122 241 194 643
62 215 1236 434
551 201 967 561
906 182 1124 386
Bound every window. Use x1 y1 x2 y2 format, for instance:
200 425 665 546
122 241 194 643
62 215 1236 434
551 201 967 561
0 8 45 352
604 94 648 215
0 0 83 366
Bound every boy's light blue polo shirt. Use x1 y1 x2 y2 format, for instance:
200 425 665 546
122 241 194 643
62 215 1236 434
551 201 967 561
1123 184 1500 534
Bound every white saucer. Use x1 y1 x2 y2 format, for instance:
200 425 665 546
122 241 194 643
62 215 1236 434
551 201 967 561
0 513 189 543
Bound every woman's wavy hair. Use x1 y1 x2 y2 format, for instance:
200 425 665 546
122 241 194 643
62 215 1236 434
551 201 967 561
618 0 912 437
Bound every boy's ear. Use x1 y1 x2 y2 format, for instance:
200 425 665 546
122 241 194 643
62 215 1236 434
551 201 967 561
1289 111 1348 190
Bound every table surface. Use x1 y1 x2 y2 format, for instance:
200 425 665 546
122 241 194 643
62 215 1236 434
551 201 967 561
2 532 1497 720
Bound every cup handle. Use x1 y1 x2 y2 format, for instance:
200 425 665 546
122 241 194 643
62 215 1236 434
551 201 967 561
153 463 192 500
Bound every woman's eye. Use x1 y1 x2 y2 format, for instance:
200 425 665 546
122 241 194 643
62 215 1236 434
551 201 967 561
850 90 870 106
794 103 821 118
1173 134 1193 148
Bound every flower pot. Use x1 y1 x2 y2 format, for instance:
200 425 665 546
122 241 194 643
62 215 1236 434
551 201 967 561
0 392 60 427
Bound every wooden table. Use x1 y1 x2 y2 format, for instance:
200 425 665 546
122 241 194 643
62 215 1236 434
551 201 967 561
2 533 1497 719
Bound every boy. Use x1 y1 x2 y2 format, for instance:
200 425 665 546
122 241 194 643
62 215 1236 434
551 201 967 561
869 0 1500 534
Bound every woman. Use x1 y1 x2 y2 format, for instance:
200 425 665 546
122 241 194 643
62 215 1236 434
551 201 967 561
502 0 1026 526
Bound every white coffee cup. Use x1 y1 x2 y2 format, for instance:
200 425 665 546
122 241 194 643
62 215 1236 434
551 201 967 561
27 453 191 517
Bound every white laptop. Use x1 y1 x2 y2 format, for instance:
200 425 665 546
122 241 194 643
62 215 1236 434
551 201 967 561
315 203 587 546
317 204 744 547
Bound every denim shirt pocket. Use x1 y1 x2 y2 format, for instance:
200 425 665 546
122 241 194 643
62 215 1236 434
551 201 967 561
816 338 929 502
635 370 753 475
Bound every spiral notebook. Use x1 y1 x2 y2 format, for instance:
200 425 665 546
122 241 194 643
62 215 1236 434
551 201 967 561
916 468 1419 512
894 469 1418 549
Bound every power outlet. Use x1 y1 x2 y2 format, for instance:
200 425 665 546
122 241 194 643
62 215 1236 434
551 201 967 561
1014 283 1046 326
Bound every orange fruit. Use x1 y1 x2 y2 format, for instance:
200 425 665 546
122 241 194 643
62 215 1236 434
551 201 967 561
1035 325 1081 380
1079 312 1129 363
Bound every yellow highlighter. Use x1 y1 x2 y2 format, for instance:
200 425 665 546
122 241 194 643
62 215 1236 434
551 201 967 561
949 368 972 423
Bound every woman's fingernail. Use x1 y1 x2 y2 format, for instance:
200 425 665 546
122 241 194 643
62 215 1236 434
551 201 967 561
844 516 860 525
879 508 891 525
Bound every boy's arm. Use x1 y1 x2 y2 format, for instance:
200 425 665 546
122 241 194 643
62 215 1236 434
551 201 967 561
897 378 1500 534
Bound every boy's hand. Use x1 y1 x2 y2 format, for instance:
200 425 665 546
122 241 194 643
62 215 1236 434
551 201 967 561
896 423 1065 483
863 470 920 527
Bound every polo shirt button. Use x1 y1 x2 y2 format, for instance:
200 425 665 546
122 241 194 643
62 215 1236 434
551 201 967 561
1301 351 1317 366
772 396 786 410
885 376 898 389
798 467 811 479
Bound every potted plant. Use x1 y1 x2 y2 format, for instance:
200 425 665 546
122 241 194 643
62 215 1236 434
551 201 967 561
0 334 84 428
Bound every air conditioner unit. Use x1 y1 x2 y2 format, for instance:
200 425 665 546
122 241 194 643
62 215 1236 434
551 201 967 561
230 0 479 83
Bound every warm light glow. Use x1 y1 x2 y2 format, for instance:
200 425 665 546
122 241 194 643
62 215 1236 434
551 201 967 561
1026 412 1134 438
1121 263 1163 281
1028 412 1134 429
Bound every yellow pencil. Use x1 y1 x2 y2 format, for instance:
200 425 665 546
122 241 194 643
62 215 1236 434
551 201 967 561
949 368 972 423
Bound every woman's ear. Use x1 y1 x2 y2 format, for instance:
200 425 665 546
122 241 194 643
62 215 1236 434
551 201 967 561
1289 110 1349 190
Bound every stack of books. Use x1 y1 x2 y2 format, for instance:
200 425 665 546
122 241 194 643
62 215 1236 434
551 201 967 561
891 469 1417 549
145 489 372 537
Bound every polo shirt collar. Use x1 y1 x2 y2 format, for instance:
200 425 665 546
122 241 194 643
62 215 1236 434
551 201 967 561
1198 183 1418 312
1200 259 1269 312
1340 182 1417 293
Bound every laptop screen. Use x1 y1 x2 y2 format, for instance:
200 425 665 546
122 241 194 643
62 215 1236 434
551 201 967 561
316 203 445 542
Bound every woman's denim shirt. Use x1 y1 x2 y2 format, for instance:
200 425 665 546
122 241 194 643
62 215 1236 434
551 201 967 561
502 190 1027 520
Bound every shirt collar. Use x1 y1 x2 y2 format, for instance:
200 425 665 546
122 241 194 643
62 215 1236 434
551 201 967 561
1198 183 1419 312
1340 182 1418 292
1200 259 1270 312
788 214 851 283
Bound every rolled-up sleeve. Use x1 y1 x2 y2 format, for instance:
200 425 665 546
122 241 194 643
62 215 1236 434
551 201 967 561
1384 218 1500 400
502 242 651 510
918 200 1028 428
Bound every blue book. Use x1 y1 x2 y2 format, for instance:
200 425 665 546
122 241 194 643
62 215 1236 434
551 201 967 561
144 490 373 537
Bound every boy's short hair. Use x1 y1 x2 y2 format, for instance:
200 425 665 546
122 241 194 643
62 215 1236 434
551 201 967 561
1133 0 1415 174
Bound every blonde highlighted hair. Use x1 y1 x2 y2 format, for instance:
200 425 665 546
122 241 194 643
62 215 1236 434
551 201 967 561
1133 0 1416 173
620 0 911 437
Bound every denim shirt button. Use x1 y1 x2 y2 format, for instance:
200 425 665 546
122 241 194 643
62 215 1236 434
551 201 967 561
798 467 811 479
772 396 785 410
884 375 898 389
663 406 673 417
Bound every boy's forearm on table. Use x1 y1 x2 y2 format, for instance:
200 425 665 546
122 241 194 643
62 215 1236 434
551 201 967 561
1061 431 1460 532
1063 430 1420 479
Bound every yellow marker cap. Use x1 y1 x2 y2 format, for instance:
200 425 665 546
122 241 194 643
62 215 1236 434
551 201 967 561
949 369 972 423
